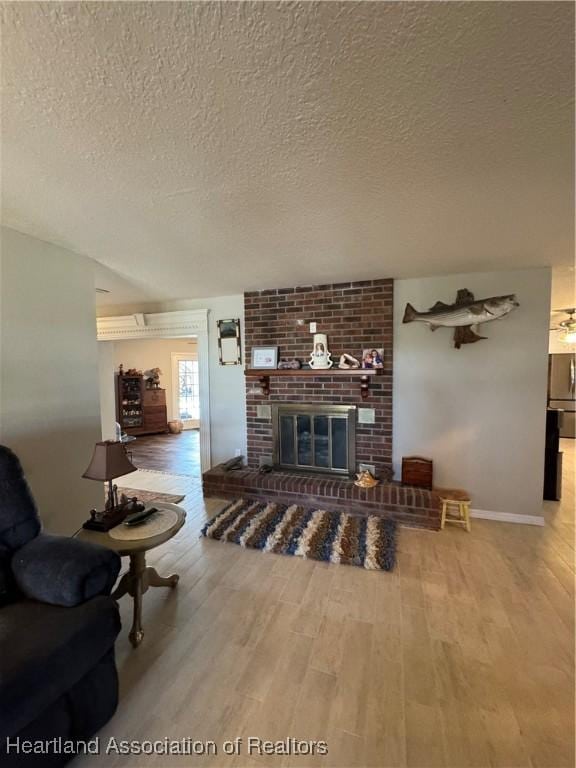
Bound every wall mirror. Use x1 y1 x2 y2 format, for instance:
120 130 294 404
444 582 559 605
217 318 242 365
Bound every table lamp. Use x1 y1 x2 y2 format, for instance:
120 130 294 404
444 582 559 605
83 440 137 512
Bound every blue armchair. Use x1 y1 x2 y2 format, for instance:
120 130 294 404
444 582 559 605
0 446 122 766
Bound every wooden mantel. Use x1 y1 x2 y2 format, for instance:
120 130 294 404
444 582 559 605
244 368 384 399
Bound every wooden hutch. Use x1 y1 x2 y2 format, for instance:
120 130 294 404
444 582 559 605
116 374 168 436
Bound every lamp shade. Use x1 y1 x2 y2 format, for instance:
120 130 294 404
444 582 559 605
82 441 137 481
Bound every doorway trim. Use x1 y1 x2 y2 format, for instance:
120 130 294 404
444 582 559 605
97 310 211 473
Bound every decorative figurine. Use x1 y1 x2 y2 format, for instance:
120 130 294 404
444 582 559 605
309 333 333 369
278 358 302 370
338 353 360 369
145 367 162 389
403 289 519 349
119 493 145 513
354 470 380 488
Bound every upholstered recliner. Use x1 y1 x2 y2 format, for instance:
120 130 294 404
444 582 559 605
0 445 122 767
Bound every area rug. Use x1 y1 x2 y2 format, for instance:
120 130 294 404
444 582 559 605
116 488 185 505
201 499 396 571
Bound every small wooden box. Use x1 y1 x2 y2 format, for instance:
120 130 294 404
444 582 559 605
401 456 433 489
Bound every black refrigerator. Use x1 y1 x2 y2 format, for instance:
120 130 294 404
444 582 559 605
544 409 563 500
548 353 575 438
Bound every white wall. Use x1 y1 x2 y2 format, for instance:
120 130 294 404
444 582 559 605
394 268 551 518
0 228 103 533
97 296 246 465
98 341 117 441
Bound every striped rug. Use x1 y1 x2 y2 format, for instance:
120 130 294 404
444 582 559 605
201 499 397 571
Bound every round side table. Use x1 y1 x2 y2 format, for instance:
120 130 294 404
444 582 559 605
76 503 186 647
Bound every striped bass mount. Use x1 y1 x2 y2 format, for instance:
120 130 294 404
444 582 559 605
402 289 519 348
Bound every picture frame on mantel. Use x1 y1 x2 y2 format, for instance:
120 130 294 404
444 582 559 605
251 346 279 369
217 319 242 365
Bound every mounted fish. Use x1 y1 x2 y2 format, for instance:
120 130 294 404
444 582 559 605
403 289 519 349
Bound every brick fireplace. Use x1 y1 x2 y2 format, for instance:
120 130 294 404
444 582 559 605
244 278 394 477
203 278 441 530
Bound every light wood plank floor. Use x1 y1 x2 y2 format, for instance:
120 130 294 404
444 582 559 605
78 442 575 768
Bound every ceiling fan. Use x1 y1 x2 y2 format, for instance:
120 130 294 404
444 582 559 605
550 308 576 344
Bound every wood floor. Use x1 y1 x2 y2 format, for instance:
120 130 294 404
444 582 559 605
129 430 201 476
77 441 574 768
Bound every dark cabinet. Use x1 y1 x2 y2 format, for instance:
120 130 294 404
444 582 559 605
116 375 144 432
142 388 168 433
116 375 168 436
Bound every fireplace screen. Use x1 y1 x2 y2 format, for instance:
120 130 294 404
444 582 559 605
272 404 357 476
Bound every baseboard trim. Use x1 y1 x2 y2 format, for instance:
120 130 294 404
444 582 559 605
470 509 545 526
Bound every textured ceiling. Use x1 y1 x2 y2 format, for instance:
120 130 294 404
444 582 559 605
1 1 574 302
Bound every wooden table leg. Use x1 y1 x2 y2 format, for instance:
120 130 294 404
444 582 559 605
117 552 180 648
112 571 130 600
128 551 146 648
145 567 179 589
129 574 144 648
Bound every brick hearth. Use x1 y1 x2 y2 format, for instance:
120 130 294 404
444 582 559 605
203 465 441 530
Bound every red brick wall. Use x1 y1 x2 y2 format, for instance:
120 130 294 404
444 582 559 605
244 279 393 478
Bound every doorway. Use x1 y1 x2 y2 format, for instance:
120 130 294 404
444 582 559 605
98 336 202 477
97 309 211 474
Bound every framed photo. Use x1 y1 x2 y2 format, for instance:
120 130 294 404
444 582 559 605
361 347 384 369
217 319 241 365
251 346 279 369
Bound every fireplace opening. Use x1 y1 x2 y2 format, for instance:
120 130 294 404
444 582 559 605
272 404 357 477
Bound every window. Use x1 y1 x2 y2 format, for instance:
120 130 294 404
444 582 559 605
178 358 199 420
172 353 200 428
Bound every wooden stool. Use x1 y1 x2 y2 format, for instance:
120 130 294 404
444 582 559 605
436 488 471 532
